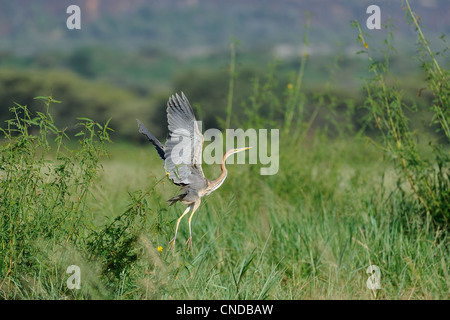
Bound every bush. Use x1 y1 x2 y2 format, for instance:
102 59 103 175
0 96 112 283
351 0 449 229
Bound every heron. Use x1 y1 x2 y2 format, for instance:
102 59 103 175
137 92 250 252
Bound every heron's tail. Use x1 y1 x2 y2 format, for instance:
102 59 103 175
167 191 187 206
137 119 165 160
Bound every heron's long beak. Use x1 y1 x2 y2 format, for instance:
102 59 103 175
225 147 252 160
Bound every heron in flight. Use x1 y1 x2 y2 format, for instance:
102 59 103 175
137 92 250 252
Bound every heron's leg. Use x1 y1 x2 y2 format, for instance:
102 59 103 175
169 205 191 252
185 200 201 254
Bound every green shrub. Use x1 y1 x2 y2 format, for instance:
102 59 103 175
0 96 112 282
351 0 449 229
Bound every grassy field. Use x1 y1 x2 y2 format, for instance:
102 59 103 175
0 125 447 299
89 139 448 300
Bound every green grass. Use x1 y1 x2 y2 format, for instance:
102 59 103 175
1 132 448 299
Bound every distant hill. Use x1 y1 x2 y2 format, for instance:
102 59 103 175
0 0 448 56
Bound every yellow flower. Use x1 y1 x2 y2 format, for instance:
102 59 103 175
157 246 163 253
287 83 293 90
363 42 368 49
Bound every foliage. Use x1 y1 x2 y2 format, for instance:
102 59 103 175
351 0 449 229
0 69 152 140
0 96 112 297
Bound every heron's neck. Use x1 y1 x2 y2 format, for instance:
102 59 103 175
207 152 229 194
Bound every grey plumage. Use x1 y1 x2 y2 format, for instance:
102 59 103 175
137 92 206 202
164 93 207 191
137 119 165 160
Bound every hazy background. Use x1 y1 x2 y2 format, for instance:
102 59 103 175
0 0 448 140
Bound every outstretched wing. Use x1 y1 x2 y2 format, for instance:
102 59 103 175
164 92 207 190
136 119 165 160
